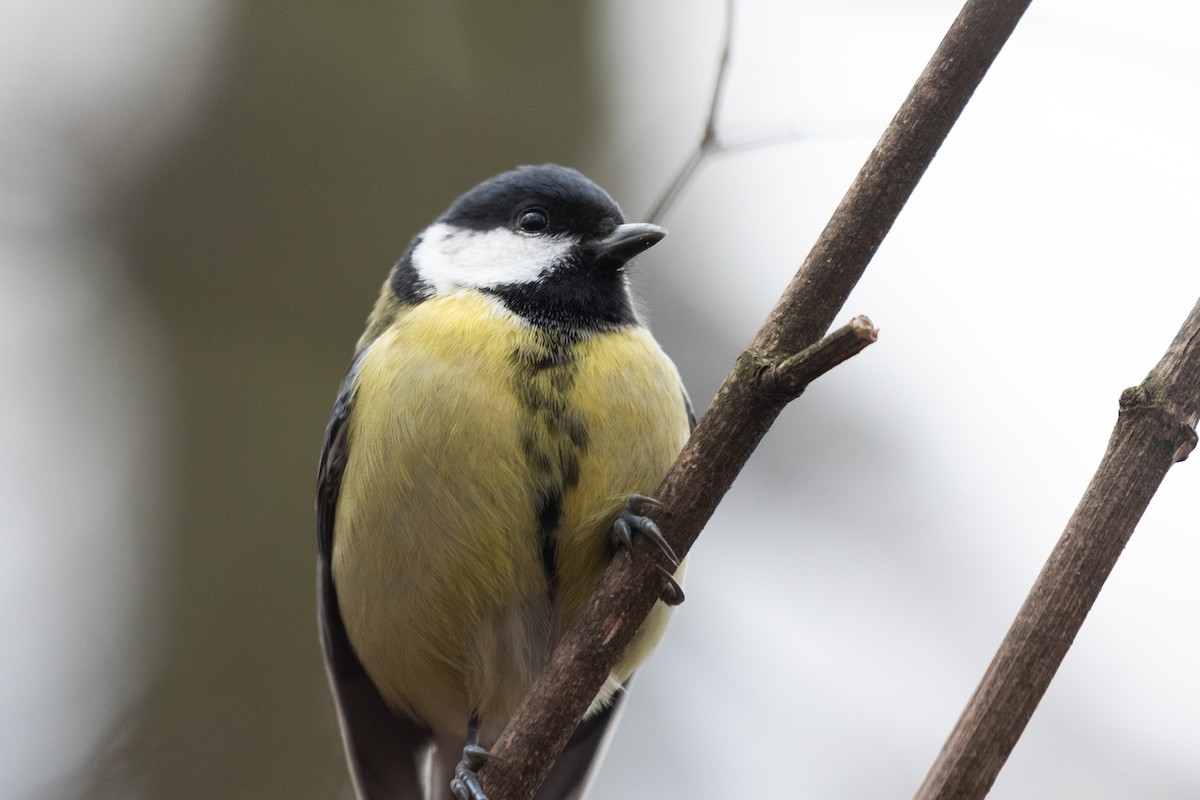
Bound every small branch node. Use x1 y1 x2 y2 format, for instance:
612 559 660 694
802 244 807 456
1117 384 1200 463
1118 385 1146 408
1175 427 1198 463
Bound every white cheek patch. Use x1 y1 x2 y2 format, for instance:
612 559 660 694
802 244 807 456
411 223 578 294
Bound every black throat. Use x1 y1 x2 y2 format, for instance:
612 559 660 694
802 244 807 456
484 260 638 333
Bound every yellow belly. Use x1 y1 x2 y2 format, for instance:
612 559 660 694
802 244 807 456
331 292 689 741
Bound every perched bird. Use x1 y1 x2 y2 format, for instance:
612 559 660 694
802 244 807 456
316 164 692 800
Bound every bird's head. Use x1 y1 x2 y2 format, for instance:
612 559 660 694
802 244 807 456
395 164 666 331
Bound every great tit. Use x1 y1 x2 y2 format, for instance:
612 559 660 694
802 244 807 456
316 164 692 800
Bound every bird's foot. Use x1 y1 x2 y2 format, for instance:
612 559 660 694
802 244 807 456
611 494 677 563
611 494 685 606
450 744 499 800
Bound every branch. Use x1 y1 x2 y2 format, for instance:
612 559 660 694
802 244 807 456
643 0 735 225
481 324 878 800
913 296 1200 800
760 315 878 400
642 0 808 227
703 0 735 148
480 1 1032 797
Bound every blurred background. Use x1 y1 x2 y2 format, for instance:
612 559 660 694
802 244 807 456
3 0 1198 798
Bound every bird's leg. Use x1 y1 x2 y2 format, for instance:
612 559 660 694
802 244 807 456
611 494 685 606
450 714 500 800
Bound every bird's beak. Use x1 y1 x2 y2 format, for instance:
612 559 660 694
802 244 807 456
594 223 667 265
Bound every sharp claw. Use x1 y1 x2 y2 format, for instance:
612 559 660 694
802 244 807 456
612 516 633 551
462 744 502 767
656 564 686 606
628 493 666 514
633 514 679 566
611 492 680 568
612 510 679 566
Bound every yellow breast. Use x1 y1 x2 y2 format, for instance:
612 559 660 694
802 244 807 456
332 291 689 739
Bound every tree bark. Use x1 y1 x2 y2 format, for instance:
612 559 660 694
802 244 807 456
479 1 1033 797
914 296 1200 800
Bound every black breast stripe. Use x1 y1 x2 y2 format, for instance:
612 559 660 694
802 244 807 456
511 329 590 597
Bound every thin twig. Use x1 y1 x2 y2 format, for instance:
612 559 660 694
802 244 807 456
644 0 735 225
643 0 810 226
644 147 705 227
478 2 1031 798
914 296 1200 800
645 130 809 226
717 129 809 155
703 0 735 147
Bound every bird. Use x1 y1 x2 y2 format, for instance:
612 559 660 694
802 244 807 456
316 164 693 800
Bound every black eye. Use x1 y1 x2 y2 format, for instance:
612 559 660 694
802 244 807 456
517 208 549 233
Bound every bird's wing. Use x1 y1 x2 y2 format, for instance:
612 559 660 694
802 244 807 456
317 358 432 799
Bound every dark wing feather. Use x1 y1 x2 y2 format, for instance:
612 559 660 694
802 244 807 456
317 359 432 799
682 386 697 432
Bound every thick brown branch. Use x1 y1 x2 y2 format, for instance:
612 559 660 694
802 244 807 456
914 296 1200 800
480 2 1031 797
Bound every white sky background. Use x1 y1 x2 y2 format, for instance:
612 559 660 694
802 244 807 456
2 1 1197 798
593 1 1200 799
